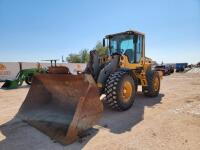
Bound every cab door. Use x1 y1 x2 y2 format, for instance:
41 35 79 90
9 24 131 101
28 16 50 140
136 35 143 63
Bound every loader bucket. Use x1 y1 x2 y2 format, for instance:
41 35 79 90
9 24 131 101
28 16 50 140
1 80 20 89
17 73 103 145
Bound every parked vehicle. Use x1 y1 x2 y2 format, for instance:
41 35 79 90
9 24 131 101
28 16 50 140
176 63 188 72
154 65 171 75
168 65 174 73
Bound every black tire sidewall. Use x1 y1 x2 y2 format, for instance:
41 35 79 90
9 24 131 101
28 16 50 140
152 71 160 95
143 70 160 97
116 74 136 110
25 76 32 85
104 71 136 111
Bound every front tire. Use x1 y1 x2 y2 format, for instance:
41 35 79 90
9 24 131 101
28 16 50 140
104 71 136 111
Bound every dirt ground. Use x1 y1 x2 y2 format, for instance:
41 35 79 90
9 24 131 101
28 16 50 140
0 73 200 150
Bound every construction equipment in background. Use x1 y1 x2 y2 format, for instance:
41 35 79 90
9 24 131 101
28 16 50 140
17 30 162 145
1 67 45 89
1 60 60 89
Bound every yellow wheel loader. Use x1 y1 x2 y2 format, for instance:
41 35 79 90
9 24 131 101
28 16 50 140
17 30 161 144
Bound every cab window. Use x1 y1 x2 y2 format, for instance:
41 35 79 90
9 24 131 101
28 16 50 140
136 35 143 63
120 38 134 63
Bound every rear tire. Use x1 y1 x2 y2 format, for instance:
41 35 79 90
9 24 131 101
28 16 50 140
104 71 136 111
25 76 32 85
142 70 160 97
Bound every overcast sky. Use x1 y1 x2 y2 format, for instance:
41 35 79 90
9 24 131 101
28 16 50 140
0 0 199 64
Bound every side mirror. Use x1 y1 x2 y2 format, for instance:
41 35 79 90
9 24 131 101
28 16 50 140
103 38 105 47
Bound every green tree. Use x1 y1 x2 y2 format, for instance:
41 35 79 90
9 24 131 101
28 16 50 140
66 49 89 63
66 41 108 63
80 49 89 63
94 41 108 56
66 54 82 63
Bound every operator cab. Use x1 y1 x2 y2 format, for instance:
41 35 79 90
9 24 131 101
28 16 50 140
103 30 145 63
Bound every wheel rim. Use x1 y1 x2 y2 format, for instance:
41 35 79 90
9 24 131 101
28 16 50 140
153 76 159 91
122 81 132 102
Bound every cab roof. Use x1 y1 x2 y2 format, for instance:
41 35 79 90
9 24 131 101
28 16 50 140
105 30 145 38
